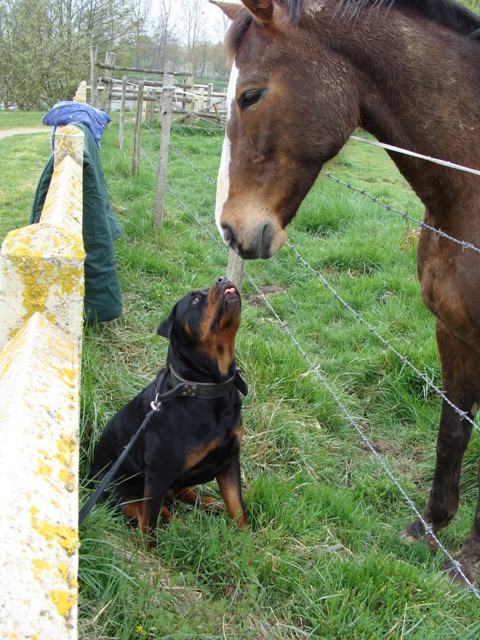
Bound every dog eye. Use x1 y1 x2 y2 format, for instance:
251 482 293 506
191 295 202 305
238 88 266 110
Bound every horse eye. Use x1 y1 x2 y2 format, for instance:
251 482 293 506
238 88 265 110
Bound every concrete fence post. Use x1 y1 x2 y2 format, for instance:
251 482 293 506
54 124 84 169
0 124 85 639
73 81 87 103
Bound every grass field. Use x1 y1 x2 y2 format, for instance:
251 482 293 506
1 110 480 639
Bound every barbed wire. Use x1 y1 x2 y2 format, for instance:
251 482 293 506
141 120 218 185
287 241 479 433
157 161 480 597
323 172 480 256
241 263 480 597
126 117 480 596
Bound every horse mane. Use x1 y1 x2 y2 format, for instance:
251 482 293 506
340 0 480 39
226 0 480 58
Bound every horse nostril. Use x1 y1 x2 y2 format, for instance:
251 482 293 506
260 221 274 259
221 223 237 247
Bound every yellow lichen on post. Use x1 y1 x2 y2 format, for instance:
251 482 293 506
0 224 85 349
0 134 85 352
54 124 84 168
0 313 80 638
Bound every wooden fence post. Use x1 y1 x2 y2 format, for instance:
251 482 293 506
153 74 174 232
226 250 245 291
103 53 115 114
186 75 194 125
198 86 205 112
207 83 213 110
118 76 127 149
148 89 155 123
132 81 144 177
90 45 98 108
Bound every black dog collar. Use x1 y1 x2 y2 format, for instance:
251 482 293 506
151 364 248 408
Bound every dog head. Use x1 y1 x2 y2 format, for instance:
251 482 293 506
157 277 242 377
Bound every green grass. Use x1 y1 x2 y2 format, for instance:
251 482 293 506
0 117 51 241
0 110 46 129
2 111 480 638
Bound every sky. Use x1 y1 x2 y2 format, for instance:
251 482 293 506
149 0 239 43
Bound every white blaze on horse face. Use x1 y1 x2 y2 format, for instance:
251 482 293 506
215 61 239 240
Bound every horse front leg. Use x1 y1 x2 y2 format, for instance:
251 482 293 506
404 321 480 580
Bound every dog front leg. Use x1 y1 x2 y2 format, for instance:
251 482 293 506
216 453 247 529
142 474 174 547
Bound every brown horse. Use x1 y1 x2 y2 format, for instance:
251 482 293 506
212 0 480 584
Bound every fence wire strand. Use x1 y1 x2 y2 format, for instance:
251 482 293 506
323 171 480 256
126 115 480 597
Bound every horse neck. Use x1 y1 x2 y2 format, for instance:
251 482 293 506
318 4 480 210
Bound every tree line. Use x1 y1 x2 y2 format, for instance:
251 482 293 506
0 0 230 110
1 0 479 111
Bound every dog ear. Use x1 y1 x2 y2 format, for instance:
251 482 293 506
157 305 176 339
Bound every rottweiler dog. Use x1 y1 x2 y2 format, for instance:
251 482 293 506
89 277 248 540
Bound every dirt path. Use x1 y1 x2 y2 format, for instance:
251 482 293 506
0 127 49 140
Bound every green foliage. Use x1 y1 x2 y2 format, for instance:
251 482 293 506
463 0 480 14
2 112 480 638
0 0 158 109
0 0 85 108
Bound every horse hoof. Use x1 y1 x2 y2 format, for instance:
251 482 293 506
443 557 477 588
402 518 424 541
402 519 438 551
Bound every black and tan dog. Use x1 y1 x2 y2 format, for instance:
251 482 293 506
89 277 248 540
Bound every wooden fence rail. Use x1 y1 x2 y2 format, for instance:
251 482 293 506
90 48 227 122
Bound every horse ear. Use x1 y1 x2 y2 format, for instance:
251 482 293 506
241 0 273 24
210 0 274 24
241 0 274 23
209 1 244 21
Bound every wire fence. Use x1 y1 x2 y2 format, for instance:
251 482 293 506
124 113 480 597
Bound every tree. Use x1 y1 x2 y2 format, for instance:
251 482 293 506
0 0 86 109
178 0 208 75
142 0 183 71
0 0 153 109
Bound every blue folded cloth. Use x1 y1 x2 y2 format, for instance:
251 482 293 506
42 101 111 148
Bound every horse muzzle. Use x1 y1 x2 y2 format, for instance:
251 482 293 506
220 219 287 260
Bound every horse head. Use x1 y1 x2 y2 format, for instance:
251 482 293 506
212 0 361 259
